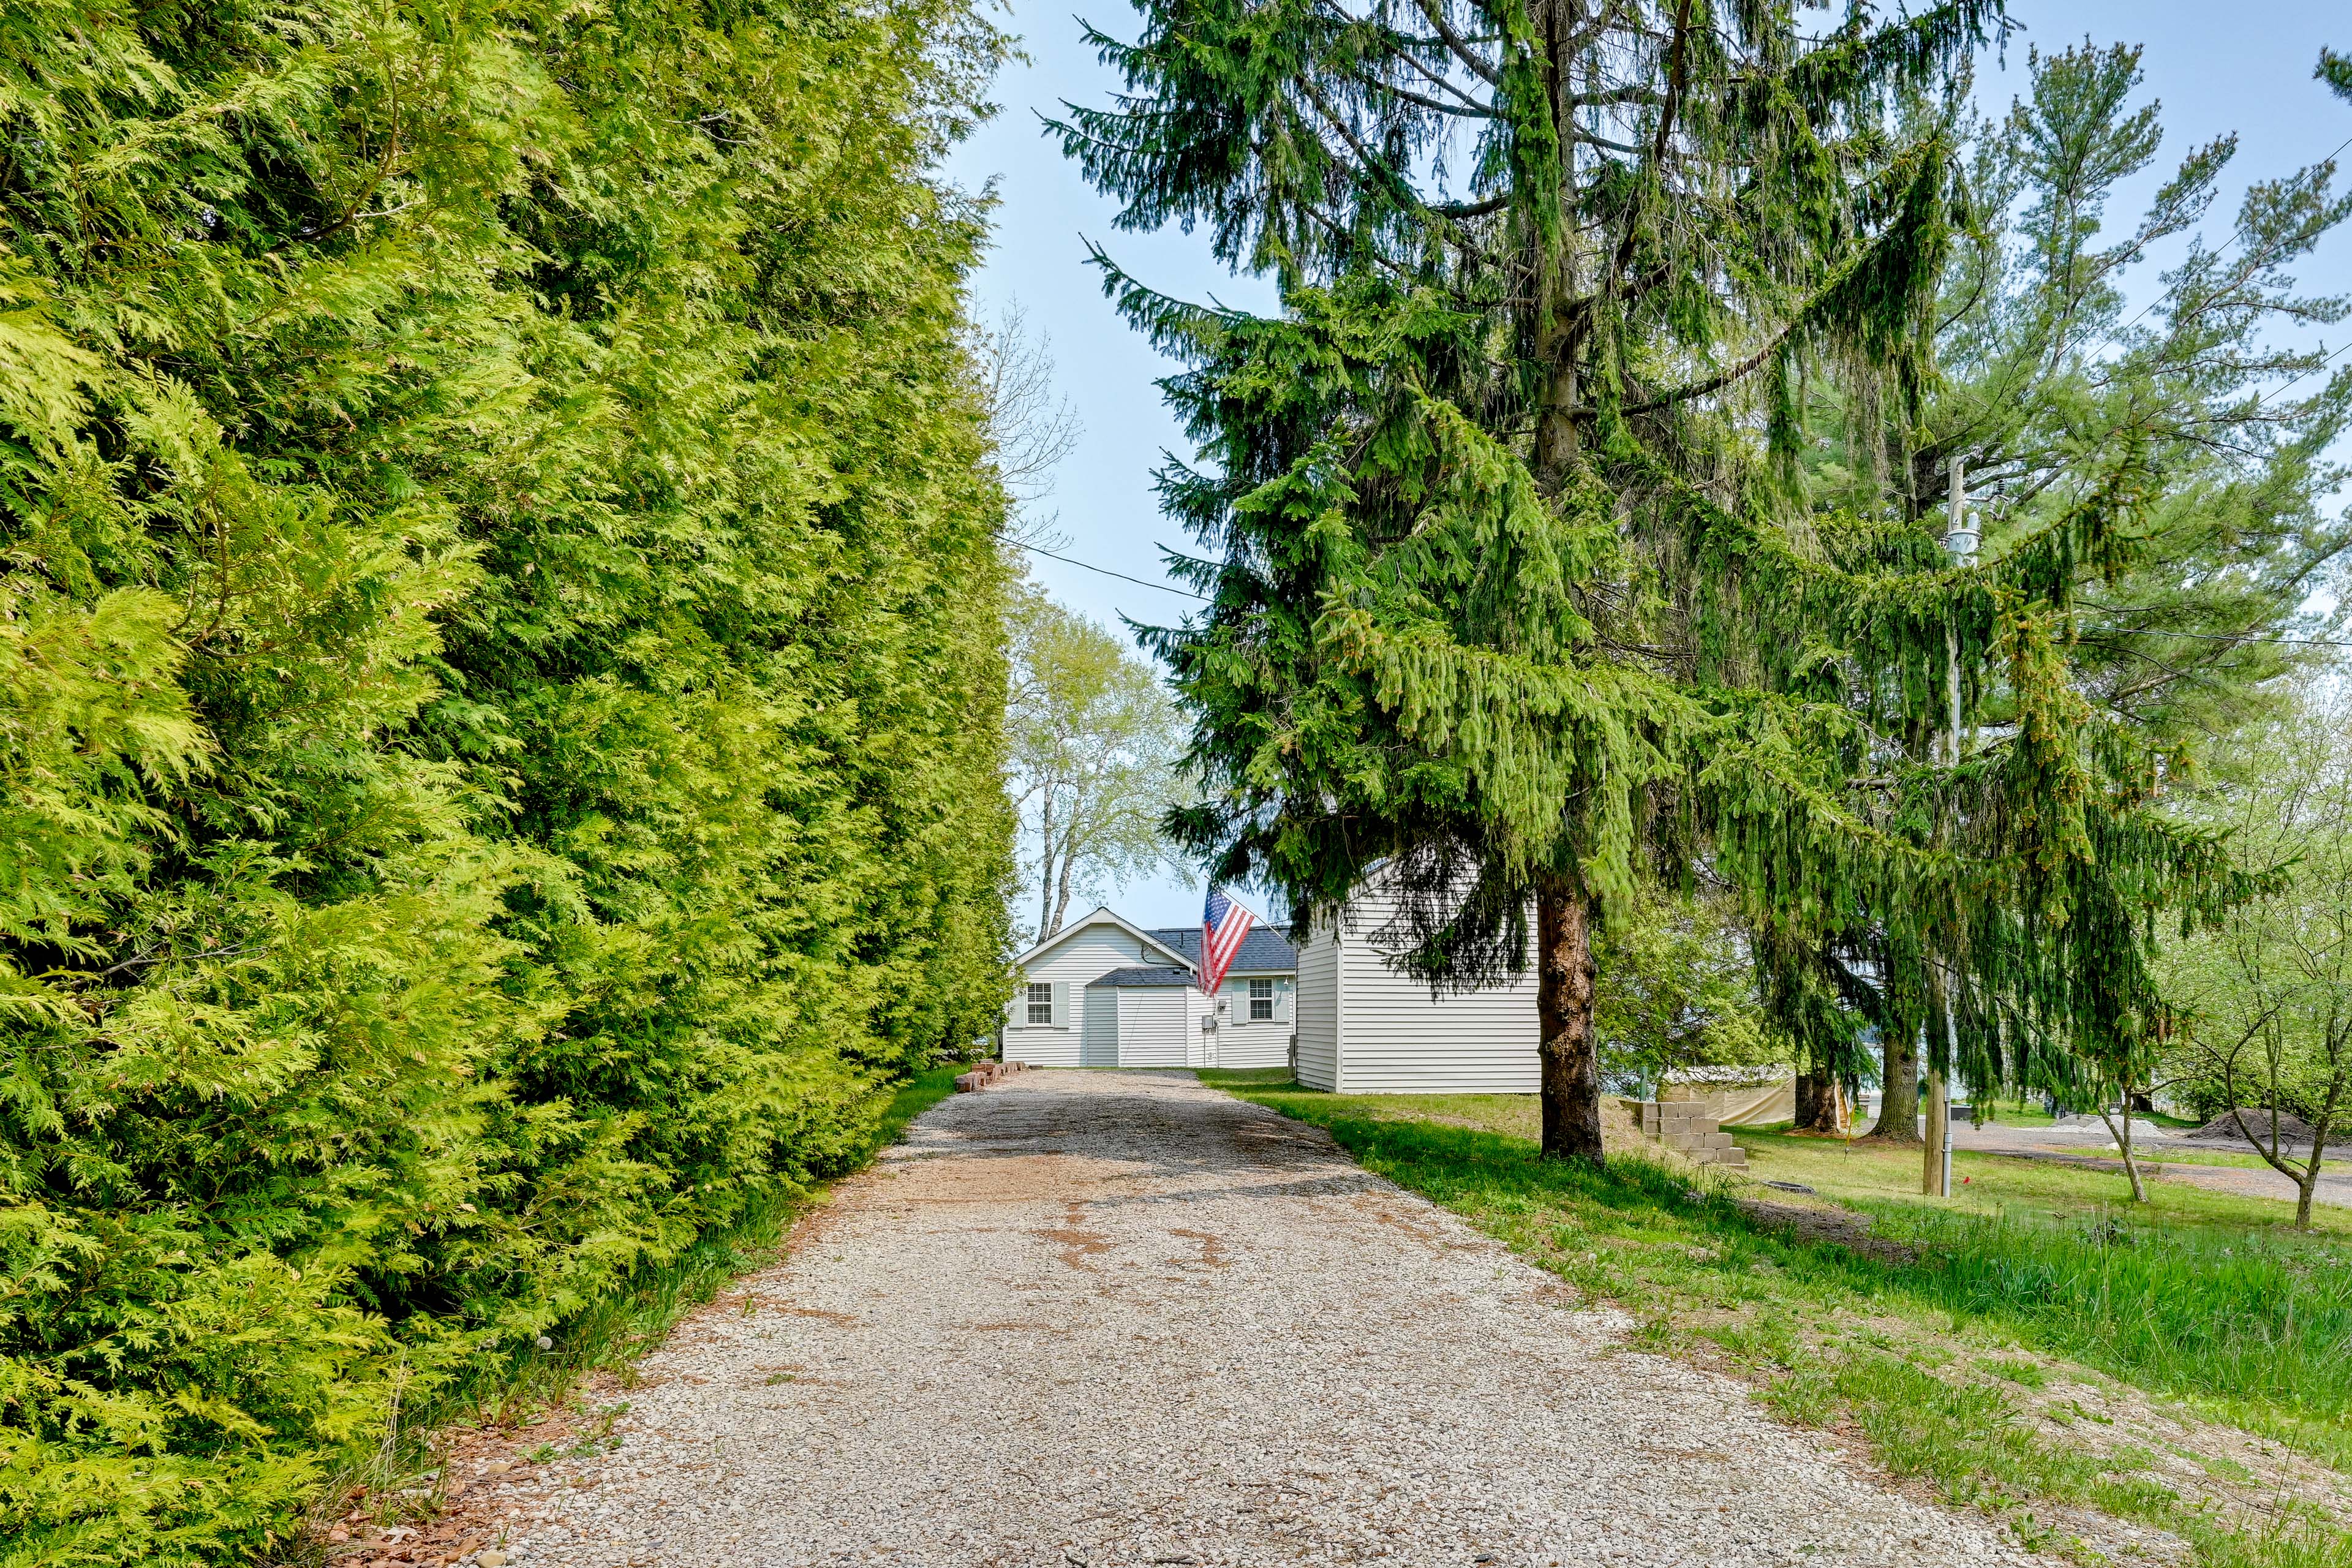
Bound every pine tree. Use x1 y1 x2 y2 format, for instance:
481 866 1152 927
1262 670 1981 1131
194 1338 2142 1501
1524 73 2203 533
1059 0 2253 1161
1789 42 2351 1132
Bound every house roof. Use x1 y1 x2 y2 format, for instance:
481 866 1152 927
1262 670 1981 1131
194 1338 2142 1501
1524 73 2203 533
1012 907 1194 970
1088 965 1197 989
1145 924 1298 974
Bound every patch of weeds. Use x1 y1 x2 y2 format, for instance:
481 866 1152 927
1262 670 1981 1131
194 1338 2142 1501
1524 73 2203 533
1758 1368 1841 1428
1627 1316 1675 1354
2082 1216 2135 1247
2007 1510 2064 1553
1703 1312 1805 1374
765 1373 794 1386
1838 1352 2098 1510
2193 1450 2256 1485
1981 1357 2049 1389
561 1403 630 1460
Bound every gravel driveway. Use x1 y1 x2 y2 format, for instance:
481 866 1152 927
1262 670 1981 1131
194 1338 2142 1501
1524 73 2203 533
474 1070 2038 1567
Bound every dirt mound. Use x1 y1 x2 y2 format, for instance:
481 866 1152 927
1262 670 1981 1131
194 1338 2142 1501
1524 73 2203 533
2187 1107 2352 1147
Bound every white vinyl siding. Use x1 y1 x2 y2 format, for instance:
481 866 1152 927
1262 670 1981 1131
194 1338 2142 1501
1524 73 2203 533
1008 907 1299 1071
1333 885 1538 1093
1207 974 1294 1068
1293 926 1340 1090
1006 922 1143 1065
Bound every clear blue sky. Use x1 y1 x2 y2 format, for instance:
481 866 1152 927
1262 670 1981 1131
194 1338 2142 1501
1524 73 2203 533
949 2 2352 929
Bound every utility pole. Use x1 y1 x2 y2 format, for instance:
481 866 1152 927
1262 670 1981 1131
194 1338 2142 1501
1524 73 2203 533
1926 459 1977 1197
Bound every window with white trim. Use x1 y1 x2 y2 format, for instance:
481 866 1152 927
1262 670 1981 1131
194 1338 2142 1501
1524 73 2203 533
1027 981 1053 1025
1249 977 1275 1022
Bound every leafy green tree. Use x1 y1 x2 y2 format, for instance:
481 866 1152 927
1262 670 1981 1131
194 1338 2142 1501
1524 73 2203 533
1593 885 1775 1097
1006 587 1193 940
2160 680 2352 1229
1061 0 2241 1164
0 0 1013 1557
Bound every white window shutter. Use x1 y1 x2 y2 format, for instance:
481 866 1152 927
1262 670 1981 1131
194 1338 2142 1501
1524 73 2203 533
1274 980 1294 1023
1006 992 1022 1031
1051 980 1070 1028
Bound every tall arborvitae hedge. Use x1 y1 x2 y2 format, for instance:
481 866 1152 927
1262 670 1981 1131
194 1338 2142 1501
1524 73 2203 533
0 0 1014 1558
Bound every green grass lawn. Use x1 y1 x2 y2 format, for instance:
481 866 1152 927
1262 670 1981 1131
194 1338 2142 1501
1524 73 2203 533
1970 1098 2060 1128
1730 1126 2352 1233
1201 1073 2352 1568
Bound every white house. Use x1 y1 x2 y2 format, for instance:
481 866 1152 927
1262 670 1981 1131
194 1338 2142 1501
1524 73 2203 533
1292 880 1539 1093
1003 907 1298 1069
1005 890 1542 1092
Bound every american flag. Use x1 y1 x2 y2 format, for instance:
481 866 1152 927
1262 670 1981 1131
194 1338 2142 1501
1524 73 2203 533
1199 886 1257 995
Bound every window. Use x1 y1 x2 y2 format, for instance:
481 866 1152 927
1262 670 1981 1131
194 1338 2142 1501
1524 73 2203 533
1249 977 1275 1022
1027 982 1053 1025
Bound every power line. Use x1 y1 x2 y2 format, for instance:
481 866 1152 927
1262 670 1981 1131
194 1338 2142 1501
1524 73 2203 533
2113 627 2352 650
1012 538 2352 652
2095 130 2352 353
1009 537 1213 600
2251 335 2352 412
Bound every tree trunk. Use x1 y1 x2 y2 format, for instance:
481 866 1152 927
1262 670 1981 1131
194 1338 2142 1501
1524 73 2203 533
1923 1060 1949 1196
1046 816 1078 937
1036 791 1057 940
2298 1102 2342 1231
1795 1071 1841 1135
1866 1027 1921 1144
1536 884 1604 1163
2096 1104 2147 1204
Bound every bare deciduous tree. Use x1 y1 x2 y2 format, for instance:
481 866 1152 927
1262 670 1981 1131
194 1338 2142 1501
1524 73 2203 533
970 300 1081 549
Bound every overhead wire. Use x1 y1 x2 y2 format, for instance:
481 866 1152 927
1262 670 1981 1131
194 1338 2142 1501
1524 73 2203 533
2089 129 2352 356
1008 537 1213 600
1014 539 2350 649
1007 130 2352 634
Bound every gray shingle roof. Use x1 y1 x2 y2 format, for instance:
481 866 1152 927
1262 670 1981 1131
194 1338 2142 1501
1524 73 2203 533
1145 924 1297 974
1089 965 1198 989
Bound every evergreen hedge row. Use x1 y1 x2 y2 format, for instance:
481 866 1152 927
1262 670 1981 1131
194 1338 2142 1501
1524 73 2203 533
0 0 1015 1558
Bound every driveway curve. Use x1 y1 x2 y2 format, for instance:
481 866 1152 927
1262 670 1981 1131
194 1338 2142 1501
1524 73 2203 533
473 1069 2037 1567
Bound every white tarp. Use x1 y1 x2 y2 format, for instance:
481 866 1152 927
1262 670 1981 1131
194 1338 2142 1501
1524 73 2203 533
1662 1075 1801 1127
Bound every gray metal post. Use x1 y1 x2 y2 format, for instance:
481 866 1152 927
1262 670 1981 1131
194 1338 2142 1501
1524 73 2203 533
1939 459 1977 1198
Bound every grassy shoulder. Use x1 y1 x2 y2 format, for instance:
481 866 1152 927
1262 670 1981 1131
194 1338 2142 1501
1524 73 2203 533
1202 1074 2352 1568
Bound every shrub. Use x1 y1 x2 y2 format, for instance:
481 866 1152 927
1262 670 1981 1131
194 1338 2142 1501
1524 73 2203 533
0 0 1013 1559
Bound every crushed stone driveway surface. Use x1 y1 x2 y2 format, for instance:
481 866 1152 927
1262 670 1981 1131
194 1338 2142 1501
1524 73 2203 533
497 1070 2039 1567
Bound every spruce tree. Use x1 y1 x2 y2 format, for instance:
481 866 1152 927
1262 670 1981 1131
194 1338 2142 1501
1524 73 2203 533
1060 0 2251 1159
